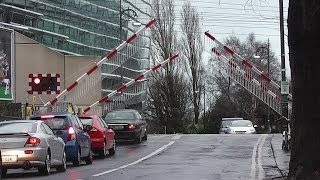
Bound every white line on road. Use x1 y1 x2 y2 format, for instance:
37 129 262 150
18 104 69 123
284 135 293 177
250 135 263 180
258 135 267 180
92 141 175 177
172 134 182 140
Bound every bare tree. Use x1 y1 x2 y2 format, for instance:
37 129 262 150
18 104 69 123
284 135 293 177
179 1 204 124
288 1 320 179
147 0 190 133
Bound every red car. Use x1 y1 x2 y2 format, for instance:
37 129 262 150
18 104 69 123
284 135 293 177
78 114 116 158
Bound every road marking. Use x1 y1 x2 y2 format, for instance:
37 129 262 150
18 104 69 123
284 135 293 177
172 134 182 140
250 135 263 180
92 141 175 177
258 135 267 180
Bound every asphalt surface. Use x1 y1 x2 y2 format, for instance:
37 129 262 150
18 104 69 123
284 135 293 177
2 134 290 180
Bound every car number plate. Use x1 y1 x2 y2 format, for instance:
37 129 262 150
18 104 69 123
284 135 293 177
113 125 124 130
2 155 18 163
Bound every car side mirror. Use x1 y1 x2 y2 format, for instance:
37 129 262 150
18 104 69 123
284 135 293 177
55 130 63 136
83 125 93 132
254 125 258 128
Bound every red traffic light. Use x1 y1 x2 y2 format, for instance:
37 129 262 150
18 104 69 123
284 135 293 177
28 73 61 94
33 78 41 85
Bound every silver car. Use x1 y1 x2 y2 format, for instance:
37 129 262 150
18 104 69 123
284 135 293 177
0 120 66 176
226 120 257 134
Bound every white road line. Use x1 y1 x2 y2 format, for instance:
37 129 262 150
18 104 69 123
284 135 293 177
250 135 263 180
92 141 175 177
172 134 182 140
258 135 267 180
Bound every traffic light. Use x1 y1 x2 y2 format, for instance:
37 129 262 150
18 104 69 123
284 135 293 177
28 74 60 94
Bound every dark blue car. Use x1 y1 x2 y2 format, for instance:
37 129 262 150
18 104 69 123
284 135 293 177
30 112 93 166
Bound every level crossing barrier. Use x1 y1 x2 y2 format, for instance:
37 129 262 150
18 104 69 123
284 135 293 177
83 54 179 114
204 31 292 118
38 18 156 113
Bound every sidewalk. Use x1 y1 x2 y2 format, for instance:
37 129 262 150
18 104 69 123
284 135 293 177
262 134 290 179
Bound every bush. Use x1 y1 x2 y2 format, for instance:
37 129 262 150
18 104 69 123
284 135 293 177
184 123 205 134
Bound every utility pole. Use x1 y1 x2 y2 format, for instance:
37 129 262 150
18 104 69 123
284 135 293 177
267 38 270 133
279 0 288 130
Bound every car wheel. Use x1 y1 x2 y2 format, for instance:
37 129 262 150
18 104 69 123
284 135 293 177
142 132 148 141
108 140 116 155
73 149 81 167
85 150 93 165
56 152 67 172
98 142 107 158
38 153 51 175
1 168 7 177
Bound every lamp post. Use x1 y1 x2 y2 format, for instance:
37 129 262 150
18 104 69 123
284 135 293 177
203 82 205 119
119 0 137 85
254 39 271 133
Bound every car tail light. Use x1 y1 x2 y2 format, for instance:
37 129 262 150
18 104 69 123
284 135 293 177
128 124 135 130
25 137 40 147
67 127 76 141
40 115 55 119
90 127 98 132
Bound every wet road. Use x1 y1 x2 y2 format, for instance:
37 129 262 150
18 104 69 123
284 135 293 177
3 134 269 180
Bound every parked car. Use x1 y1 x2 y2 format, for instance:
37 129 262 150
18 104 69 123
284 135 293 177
0 120 66 176
30 112 93 166
104 109 147 143
78 114 116 158
225 119 257 134
219 117 244 134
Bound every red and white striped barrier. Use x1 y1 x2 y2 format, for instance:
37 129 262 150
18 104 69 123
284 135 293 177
39 18 156 112
83 54 179 113
205 31 280 89
212 47 280 103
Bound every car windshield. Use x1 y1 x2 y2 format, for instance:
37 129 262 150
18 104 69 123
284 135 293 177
230 120 253 127
105 111 136 120
0 122 36 134
79 118 93 126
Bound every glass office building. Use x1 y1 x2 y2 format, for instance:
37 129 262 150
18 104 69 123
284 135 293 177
0 0 152 111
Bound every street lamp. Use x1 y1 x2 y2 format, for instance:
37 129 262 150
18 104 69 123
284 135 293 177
254 39 271 133
119 0 138 85
254 39 270 76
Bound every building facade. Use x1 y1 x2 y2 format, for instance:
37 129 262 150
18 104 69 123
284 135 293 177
0 0 152 113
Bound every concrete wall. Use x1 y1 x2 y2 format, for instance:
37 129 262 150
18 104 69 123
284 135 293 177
14 32 101 109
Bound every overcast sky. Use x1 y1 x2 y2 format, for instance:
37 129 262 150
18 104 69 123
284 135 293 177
174 0 290 78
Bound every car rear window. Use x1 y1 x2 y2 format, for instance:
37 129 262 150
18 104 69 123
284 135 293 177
79 117 93 126
105 111 136 120
0 122 36 134
31 116 69 130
